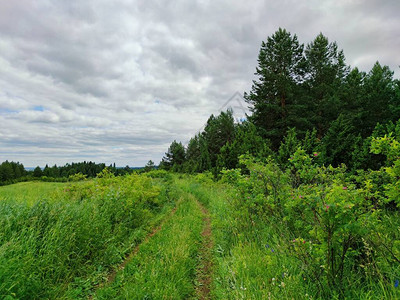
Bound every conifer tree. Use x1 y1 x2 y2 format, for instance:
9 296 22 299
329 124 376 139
245 28 305 149
303 33 349 138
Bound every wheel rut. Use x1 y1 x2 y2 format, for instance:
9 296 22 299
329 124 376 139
89 204 178 299
195 201 214 300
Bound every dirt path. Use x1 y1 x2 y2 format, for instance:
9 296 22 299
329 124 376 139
89 204 178 299
196 201 214 300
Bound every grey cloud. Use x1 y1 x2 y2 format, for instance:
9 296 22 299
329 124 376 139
0 0 398 167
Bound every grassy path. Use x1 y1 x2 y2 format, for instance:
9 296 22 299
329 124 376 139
93 191 206 299
195 201 214 300
89 204 179 298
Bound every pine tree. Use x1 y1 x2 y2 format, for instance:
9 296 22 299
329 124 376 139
245 28 305 149
202 109 235 169
217 121 270 170
160 140 186 171
303 33 349 138
144 160 155 172
360 62 397 136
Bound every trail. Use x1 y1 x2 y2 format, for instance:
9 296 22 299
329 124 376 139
90 189 215 299
89 204 178 298
195 201 214 300
106 206 178 283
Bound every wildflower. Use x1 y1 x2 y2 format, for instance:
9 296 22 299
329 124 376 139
303 240 306 244
280 282 285 288
325 205 330 211
299 195 303 199
265 244 270 248
343 186 348 190
395 280 399 288
313 152 318 157
271 249 275 253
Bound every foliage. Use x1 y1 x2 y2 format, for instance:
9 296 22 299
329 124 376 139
160 140 186 172
220 153 399 298
0 173 175 299
0 161 27 185
68 172 87 182
245 27 305 149
143 160 155 172
162 29 399 176
217 121 271 172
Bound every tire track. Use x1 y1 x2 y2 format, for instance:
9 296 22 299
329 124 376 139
195 201 214 300
89 202 179 299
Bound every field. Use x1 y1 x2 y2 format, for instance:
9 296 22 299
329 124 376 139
0 181 65 205
1 168 400 299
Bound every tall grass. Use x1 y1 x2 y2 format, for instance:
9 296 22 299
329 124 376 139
187 174 400 299
0 171 176 299
95 183 204 299
0 181 65 205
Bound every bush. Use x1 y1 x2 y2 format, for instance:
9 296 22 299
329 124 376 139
225 153 398 297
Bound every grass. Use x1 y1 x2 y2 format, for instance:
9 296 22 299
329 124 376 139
0 181 65 204
187 177 400 299
0 174 176 299
2 173 399 299
94 187 204 299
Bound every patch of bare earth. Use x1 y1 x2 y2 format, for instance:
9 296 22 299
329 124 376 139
196 202 214 300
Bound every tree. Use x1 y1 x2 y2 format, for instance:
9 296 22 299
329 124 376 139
359 62 397 136
303 33 349 138
43 164 51 177
144 160 155 172
160 140 186 171
217 121 271 170
320 114 358 167
183 135 201 173
245 28 305 149
202 109 235 170
0 161 13 182
33 166 43 178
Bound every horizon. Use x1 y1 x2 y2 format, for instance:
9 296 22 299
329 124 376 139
1 0 399 166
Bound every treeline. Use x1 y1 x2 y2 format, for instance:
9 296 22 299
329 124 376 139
37 161 132 178
0 161 27 185
160 28 400 174
0 161 132 185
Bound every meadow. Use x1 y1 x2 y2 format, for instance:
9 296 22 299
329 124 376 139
1 165 400 299
0 181 65 205
0 170 177 299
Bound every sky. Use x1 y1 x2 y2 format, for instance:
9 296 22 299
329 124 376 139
0 0 399 167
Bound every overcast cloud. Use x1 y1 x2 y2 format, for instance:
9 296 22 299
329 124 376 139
0 0 399 167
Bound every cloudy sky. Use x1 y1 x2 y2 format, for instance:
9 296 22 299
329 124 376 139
0 0 399 167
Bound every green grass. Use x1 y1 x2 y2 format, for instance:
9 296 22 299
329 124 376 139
0 181 65 204
0 174 176 299
186 177 400 299
95 188 204 299
2 174 399 299
184 179 320 299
